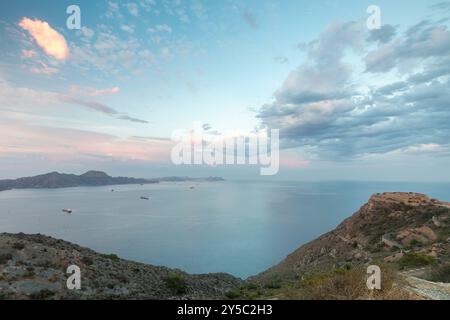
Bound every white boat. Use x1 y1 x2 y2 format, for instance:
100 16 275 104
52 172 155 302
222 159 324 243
62 208 73 214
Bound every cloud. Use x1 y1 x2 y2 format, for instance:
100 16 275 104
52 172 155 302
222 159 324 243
365 21 450 73
256 17 450 160
0 121 172 163
30 64 59 75
429 1 450 11
0 80 145 124
60 96 118 115
274 56 289 64
266 21 363 106
403 143 443 154
59 96 148 124
80 26 94 39
21 49 37 59
117 115 149 124
367 24 397 43
89 87 120 96
243 10 258 29
125 2 139 16
202 123 212 131
120 24 135 34
18 18 69 60
148 24 172 33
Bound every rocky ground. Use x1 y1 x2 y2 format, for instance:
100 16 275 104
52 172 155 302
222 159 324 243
0 233 242 300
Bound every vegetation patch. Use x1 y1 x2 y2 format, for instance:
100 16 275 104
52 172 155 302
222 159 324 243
101 253 120 261
164 273 188 295
81 256 94 265
12 242 25 250
0 253 13 264
436 227 450 242
409 239 423 248
225 284 263 300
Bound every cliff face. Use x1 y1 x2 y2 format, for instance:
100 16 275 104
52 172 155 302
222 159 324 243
0 233 241 300
253 192 450 284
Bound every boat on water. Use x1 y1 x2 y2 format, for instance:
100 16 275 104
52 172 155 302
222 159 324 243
62 208 73 214
140 196 150 200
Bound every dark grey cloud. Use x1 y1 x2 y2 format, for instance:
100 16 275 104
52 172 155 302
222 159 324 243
256 17 450 159
365 20 450 73
429 1 450 11
60 96 148 124
367 24 397 43
274 56 289 64
375 81 409 96
60 96 118 115
117 115 149 124
202 123 211 131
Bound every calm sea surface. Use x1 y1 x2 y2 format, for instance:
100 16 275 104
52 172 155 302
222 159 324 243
1 180 449 278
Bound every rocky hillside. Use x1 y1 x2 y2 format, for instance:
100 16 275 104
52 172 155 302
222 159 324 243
0 233 241 300
242 192 450 299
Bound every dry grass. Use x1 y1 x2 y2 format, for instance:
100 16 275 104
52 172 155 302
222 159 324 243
270 264 420 300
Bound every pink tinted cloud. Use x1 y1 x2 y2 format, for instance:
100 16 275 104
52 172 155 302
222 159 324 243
21 49 37 59
279 150 310 169
18 18 69 60
89 87 120 96
0 122 173 164
30 63 59 75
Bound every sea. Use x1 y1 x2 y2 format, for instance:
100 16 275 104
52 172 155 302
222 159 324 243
1 180 449 278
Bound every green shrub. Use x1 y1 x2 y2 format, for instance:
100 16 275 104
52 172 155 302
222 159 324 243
409 239 422 247
0 253 13 264
12 242 25 250
398 252 437 269
264 279 282 289
102 253 119 261
165 273 187 295
225 288 242 299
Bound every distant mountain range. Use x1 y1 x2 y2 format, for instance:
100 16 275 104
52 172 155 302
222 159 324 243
0 171 224 191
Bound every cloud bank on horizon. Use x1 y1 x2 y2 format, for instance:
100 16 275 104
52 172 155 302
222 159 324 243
0 0 449 180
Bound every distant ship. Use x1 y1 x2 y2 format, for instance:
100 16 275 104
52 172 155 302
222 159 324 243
62 208 73 214
140 196 150 200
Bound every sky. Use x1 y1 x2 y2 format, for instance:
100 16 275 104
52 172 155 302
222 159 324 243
0 0 450 181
